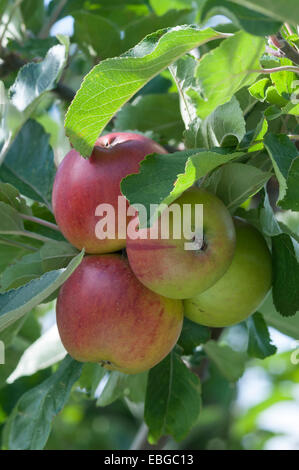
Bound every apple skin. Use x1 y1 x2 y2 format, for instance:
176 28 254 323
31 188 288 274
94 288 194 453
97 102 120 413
184 218 272 327
52 132 166 254
126 187 236 299
56 254 183 374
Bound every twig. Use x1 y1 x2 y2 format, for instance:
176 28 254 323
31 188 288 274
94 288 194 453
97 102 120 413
250 65 299 74
269 32 299 66
20 214 60 232
38 0 68 39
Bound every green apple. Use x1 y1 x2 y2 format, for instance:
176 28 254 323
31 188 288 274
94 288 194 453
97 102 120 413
184 218 272 327
126 187 236 299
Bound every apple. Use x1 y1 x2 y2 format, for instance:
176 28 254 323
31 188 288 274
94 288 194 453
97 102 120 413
52 132 166 254
184 218 272 327
56 254 183 374
126 187 236 299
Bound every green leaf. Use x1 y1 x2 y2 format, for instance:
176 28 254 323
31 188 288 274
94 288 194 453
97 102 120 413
228 0 299 26
247 312 277 359
0 250 84 332
65 25 224 156
40 241 79 271
97 371 148 406
178 317 210 355
122 8 196 55
203 162 271 213
114 93 184 144
203 340 246 382
260 293 299 340
150 0 200 16
272 233 299 317
144 350 201 442
270 58 297 98
9 36 69 114
73 11 121 59
1 250 43 291
0 202 24 235
187 96 246 148
249 78 271 101
264 133 299 208
121 148 242 226
0 120 56 208
78 363 106 398
189 31 265 119
259 190 281 237
0 345 24 392
7 37 59 60
201 0 282 36
24 203 65 242
169 54 199 130
73 8 195 59
1 241 78 291
0 314 27 347
266 86 289 107
0 0 10 18
7 324 66 384
0 243 28 277
279 157 299 211
0 183 30 213
264 104 283 121
241 117 269 152
3 355 83 450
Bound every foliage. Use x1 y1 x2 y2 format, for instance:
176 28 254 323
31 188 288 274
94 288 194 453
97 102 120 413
0 0 298 451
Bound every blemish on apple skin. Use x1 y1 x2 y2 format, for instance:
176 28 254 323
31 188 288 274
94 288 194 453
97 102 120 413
191 302 205 313
99 359 113 368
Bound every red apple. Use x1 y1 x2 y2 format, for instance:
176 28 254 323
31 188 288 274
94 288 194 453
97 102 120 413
56 254 183 374
52 132 166 254
126 187 236 299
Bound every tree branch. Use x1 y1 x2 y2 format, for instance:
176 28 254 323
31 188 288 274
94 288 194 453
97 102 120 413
270 32 299 66
250 65 299 74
